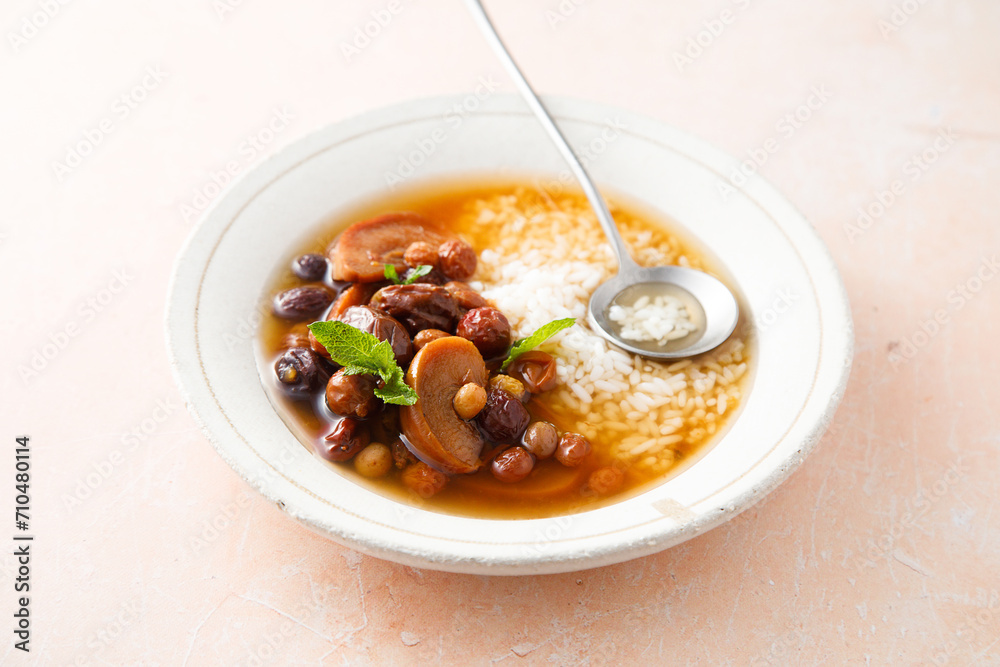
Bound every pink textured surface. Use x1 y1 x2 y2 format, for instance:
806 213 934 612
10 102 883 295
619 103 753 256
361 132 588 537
2 0 998 664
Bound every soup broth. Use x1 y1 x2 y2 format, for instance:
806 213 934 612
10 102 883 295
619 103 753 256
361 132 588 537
258 179 752 519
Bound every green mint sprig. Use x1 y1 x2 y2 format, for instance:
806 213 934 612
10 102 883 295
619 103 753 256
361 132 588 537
307 320 417 405
500 318 576 371
384 264 432 285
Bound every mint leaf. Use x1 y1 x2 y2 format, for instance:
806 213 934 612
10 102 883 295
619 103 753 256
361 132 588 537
374 365 416 406
307 320 418 405
403 265 432 284
384 263 433 285
383 264 401 284
501 318 576 370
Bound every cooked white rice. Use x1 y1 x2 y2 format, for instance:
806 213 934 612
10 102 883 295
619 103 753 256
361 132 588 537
608 294 698 345
463 190 748 473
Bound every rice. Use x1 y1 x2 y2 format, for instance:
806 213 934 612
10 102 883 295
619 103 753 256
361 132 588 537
461 189 749 471
608 294 698 345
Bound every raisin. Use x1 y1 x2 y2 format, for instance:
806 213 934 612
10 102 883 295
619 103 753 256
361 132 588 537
318 417 369 461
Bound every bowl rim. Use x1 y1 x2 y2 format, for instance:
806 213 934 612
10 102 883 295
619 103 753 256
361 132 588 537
166 93 854 574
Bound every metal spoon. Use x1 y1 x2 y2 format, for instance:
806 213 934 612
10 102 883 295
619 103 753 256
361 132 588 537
465 0 739 359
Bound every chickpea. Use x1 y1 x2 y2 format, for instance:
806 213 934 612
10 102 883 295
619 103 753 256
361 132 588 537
354 443 393 478
401 462 448 498
438 239 477 280
491 447 535 483
404 241 439 268
489 374 527 402
555 432 591 467
413 328 449 351
453 383 487 420
588 466 625 495
521 421 558 459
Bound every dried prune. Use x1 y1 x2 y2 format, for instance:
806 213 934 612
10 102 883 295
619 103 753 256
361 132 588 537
370 284 460 335
476 387 530 443
291 253 328 281
338 305 413 367
274 347 331 397
273 286 333 320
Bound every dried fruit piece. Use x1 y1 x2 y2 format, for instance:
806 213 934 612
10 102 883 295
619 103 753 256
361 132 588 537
588 466 625 495
456 307 511 359
274 347 331 397
318 418 369 461
325 369 379 419
399 337 488 474
273 286 333 320
438 239 477 280
404 242 439 268
291 253 328 281
491 446 535 483
507 350 558 393
331 213 450 282
401 461 448 498
555 433 591 467
476 386 530 443
521 421 558 460
370 284 460 336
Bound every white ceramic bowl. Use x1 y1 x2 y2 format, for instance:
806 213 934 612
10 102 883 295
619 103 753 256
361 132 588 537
166 95 852 575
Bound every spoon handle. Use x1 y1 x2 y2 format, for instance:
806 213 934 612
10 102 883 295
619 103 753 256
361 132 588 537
464 0 637 271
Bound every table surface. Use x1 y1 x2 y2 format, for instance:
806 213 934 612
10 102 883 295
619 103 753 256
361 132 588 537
2 0 998 664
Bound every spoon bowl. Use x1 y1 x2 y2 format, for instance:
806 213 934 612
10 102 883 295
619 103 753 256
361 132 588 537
467 0 740 359
588 264 740 359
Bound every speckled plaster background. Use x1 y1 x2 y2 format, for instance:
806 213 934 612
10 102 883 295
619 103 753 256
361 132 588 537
1 0 998 664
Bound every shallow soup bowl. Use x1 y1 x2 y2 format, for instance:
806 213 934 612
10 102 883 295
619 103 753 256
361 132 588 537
166 95 853 575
